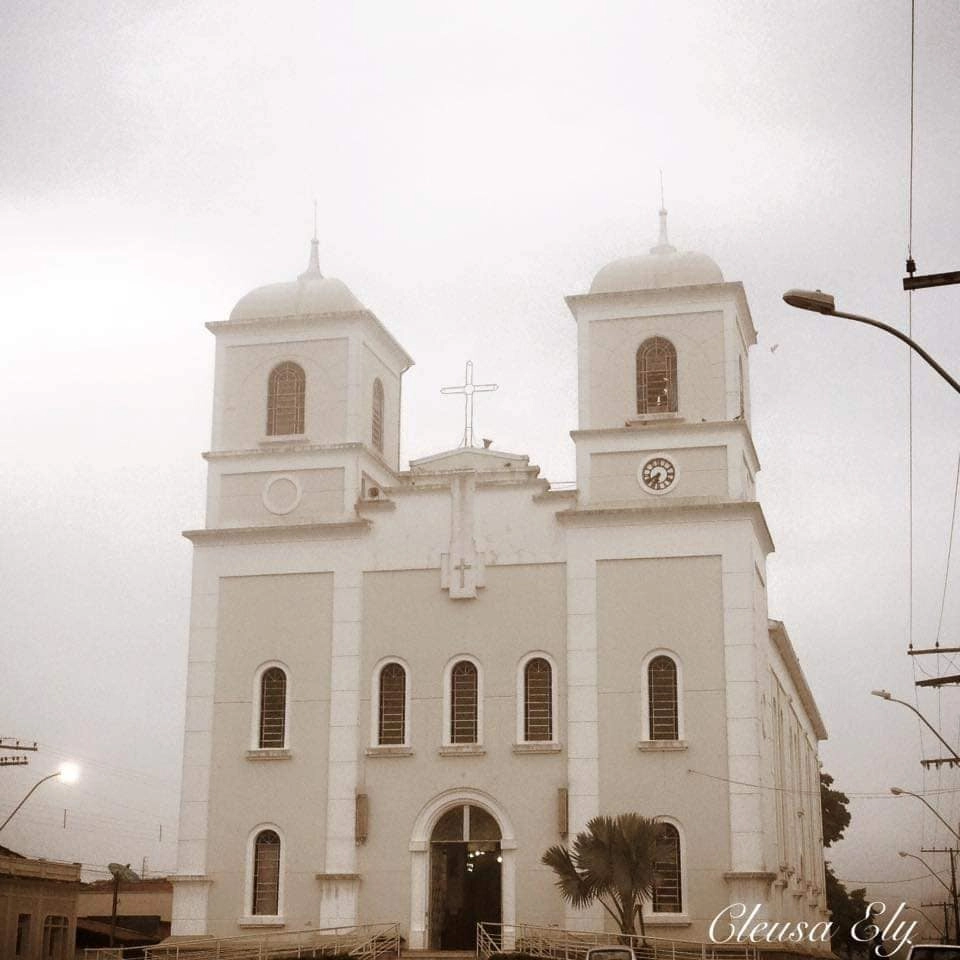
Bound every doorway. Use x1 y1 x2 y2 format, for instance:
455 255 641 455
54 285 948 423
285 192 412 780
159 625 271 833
428 804 502 949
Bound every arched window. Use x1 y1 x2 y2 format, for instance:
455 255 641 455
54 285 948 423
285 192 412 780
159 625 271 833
450 660 478 744
636 338 677 414
652 823 682 913
648 655 679 740
267 362 305 436
378 662 406 745
252 830 281 915
523 657 553 741
259 667 287 749
41 916 69 959
372 378 385 453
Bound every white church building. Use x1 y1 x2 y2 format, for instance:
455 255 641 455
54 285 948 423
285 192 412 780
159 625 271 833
170 213 829 948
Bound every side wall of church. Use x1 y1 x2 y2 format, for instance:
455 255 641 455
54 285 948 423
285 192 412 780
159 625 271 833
596 554 730 931
204 572 334 931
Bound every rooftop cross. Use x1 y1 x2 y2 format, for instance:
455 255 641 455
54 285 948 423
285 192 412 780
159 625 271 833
441 360 498 448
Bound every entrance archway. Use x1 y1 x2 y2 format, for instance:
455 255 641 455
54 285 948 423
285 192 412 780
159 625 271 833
409 789 517 951
429 804 501 949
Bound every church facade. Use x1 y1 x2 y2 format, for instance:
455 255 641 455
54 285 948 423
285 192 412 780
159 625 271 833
170 215 828 947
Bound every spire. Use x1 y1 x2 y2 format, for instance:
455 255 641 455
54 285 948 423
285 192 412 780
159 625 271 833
299 201 323 281
650 171 676 255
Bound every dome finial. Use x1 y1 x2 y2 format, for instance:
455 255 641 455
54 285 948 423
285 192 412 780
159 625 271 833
300 200 324 281
650 172 676 255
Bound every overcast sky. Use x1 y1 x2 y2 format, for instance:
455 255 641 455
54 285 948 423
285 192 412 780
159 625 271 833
2 0 960 928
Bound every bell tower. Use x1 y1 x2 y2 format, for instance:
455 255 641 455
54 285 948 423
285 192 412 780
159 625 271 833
566 210 758 506
202 239 414 530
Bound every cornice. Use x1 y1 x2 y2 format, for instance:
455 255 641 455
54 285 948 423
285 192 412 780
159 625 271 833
769 619 828 741
556 499 774 554
570 419 761 472
206 309 414 369
183 518 370 546
565 280 757 347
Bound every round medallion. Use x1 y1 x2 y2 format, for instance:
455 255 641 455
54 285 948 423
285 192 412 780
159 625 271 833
638 455 677 495
262 475 302 515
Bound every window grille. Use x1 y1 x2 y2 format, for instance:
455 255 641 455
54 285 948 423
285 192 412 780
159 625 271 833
378 663 406 745
652 824 682 912
524 657 552 741
267 362 305 436
450 661 478 743
41 916 68 960
636 338 678 414
648 655 679 740
252 830 281 915
372 378 385 453
259 668 286 749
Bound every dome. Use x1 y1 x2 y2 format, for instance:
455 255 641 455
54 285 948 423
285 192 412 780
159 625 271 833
229 239 364 322
589 210 723 295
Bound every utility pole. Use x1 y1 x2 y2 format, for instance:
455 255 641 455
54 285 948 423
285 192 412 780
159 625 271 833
922 848 960 943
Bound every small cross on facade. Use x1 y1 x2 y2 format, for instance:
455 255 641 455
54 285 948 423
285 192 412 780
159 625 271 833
455 556 472 589
441 360 498 448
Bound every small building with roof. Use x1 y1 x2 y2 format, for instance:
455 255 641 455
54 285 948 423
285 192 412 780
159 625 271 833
0 844 80 959
169 213 828 949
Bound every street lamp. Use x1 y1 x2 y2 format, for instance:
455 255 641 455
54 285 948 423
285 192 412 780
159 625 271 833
0 763 80 832
899 851 959 943
782 289 960 395
890 787 960 842
872 690 960 765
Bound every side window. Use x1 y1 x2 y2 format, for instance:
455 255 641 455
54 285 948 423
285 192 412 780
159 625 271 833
267 362 305 436
652 823 683 913
378 662 407 745
522 657 553 742
258 667 287 749
648 655 679 740
372 378 385 453
636 337 677 414
252 829 281 915
450 660 479 744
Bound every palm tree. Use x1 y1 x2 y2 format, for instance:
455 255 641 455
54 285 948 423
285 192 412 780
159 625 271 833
541 814 661 941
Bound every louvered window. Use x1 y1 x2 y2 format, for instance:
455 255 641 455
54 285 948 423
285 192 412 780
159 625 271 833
648 655 678 740
42 916 68 960
378 663 406 745
652 823 682 913
267 362 305 436
259 668 287 748
372 378 385 453
523 658 552 741
636 338 677 414
252 830 281 915
450 661 478 743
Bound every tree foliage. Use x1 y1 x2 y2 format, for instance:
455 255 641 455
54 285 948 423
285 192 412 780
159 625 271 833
541 814 661 940
821 771 851 848
821 771 885 957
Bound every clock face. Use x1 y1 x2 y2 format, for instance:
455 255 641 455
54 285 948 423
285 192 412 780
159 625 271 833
639 456 677 494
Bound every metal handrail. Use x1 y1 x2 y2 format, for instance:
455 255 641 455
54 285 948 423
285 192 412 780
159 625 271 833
85 921 401 960
475 922 759 960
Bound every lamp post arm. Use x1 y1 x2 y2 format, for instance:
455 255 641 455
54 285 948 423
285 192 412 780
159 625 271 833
902 853 954 896
830 309 960 395
0 772 59 832
888 695 960 763
910 792 960 843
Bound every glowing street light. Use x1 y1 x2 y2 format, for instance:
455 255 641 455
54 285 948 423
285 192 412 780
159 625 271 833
782 289 960 395
0 763 81 832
